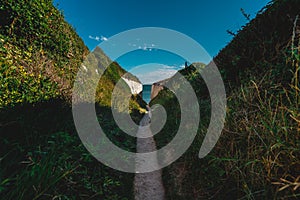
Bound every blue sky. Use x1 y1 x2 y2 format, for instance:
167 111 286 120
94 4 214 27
54 0 270 83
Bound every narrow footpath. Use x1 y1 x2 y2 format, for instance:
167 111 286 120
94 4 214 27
134 107 165 200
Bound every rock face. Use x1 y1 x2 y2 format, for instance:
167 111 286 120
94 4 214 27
122 77 143 95
150 63 205 100
151 83 164 100
150 78 169 100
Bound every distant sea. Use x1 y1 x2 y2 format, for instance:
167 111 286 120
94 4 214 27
142 85 152 104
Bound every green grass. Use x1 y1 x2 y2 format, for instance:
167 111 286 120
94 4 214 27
151 54 299 200
1 132 134 200
0 1 146 199
0 102 138 200
0 0 88 107
149 1 300 199
1 0 299 199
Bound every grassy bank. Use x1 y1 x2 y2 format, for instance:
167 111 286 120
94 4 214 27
0 101 137 199
150 0 300 199
0 0 146 199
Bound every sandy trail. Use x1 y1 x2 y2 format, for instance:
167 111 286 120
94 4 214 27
134 109 165 200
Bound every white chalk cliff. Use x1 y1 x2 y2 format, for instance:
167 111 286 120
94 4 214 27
122 77 142 95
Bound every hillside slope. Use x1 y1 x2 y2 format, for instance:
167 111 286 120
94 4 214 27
150 0 299 199
81 46 143 110
0 0 142 109
0 0 89 107
0 0 144 199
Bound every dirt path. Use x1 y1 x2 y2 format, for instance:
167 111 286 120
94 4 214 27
134 110 165 200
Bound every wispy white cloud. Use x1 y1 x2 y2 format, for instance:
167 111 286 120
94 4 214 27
88 35 108 42
101 36 108 41
129 64 178 84
161 64 186 70
137 69 177 84
179 64 185 69
128 42 156 51
141 43 156 51
162 65 177 70
89 35 99 41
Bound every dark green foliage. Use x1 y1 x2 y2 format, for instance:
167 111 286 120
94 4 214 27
0 0 145 199
0 101 135 199
215 0 300 88
151 0 300 199
0 0 87 63
0 0 89 107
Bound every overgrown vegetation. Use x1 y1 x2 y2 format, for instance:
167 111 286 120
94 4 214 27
81 47 145 112
0 0 145 199
2 0 299 199
151 0 299 199
0 0 89 107
0 102 135 199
